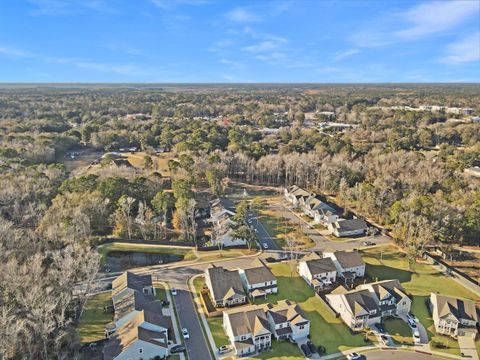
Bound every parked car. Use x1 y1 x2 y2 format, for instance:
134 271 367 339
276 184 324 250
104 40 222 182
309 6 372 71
375 323 385 333
161 300 170 307
407 313 418 323
170 345 186 353
317 345 326 354
347 353 362 360
306 341 317 354
218 345 230 354
171 288 177 296
263 243 268 249
362 241 376 246
380 335 389 346
413 331 421 344
182 328 189 339
407 318 417 329
265 257 276 263
300 344 312 357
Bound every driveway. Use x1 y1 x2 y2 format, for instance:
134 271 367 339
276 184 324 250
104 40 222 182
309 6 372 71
458 335 479 360
397 314 428 345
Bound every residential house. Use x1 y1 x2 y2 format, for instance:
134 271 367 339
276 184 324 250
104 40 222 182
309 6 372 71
238 258 278 299
266 300 310 341
357 280 411 318
298 254 337 289
326 286 381 331
112 271 156 304
209 198 246 247
223 305 272 356
205 265 247 307
328 218 368 237
284 185 311 207
326 280 412 331
103 310 173 360
323 251 365 285
430 293 479 339
302 195 339 226
112 291 163 330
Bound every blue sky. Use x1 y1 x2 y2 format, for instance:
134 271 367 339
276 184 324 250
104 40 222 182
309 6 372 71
0 0 479 82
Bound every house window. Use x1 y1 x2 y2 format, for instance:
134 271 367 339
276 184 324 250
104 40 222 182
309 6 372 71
299 325 304 330
139 348 143 354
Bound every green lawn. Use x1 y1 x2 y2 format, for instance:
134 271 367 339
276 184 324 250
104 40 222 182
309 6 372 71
97 242 196 266
384 318 413 346
361 245 479 356
77 292 113 343
245 341 304 360
155 284 167 302
256 263 370 354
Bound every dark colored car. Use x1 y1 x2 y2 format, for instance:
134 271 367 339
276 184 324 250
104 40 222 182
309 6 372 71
161 300 170 307
307 341 317 354
265 257 276 263
301 344 312 357
170 345 186 353
317 345 326 354
376 323 385 333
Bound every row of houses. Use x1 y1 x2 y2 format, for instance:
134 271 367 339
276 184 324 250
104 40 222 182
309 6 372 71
103 272 175 360
284 185 369 237
205 258 277 307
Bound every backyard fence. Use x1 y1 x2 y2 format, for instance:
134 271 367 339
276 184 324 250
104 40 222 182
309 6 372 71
423 252 480 297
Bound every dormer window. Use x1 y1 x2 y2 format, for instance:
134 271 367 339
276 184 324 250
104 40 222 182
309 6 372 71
139 348 143 354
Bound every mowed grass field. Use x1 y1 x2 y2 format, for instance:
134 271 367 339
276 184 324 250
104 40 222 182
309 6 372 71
361 245 480 355
77 292 113 343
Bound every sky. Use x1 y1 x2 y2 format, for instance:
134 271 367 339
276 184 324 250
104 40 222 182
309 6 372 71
0 0 479 83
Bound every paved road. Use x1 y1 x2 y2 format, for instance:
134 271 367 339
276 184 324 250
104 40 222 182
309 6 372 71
247 212 280 251
272 201 392 251
361 350 446 360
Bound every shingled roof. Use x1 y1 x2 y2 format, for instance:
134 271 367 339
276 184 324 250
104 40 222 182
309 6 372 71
112 271 153 299
432 293 479 323
224 305 271 337
207 266 245 302
333 250 365 269
304 257 337 276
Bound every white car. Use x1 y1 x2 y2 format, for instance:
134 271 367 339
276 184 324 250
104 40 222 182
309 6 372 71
407 313 418 322
380 335 389 346
171 288 177 296
413 330 421 344
347 353 362 360
263 243 268 249
182 328 190 339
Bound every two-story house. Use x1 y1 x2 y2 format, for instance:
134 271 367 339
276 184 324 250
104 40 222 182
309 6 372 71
238 258 277 299
430 293 479 339
111 271 156 304
284 185 310 207
328 218 368 237
326 286 381 331
302 195 339 226
205 265 247 307
323 250 365 286
298 254 337 289
223 305 272 356
357 279 411 317
266 300 310 341
103 310 173 360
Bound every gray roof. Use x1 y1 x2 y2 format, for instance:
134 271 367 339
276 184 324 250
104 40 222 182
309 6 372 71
242 259 276 285
342 288 380 317
225 306 271 337
333 250 365 269
305 257 337 275
113 291 160 323
207 266 246 301
334 219 368 233
432 293 479 323
112 271 153 299
364 280 408 303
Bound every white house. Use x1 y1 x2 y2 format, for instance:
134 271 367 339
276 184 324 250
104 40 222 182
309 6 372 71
205 265 247 308
430 293 479 339
103 310 171 360
266 300 310 341
238 258 277 299
323 251 365 285
298 254 337 289
328 218 368 237
223 305 272 356
284 185 311 207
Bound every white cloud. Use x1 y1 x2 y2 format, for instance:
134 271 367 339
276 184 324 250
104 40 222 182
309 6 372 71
243 40 285 53
395 1 479 39
333 48 360 60
225 7 261 23
440 32 480 64
0 46 31 57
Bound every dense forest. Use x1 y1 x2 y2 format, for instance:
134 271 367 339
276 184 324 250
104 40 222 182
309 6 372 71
0 84 479 359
